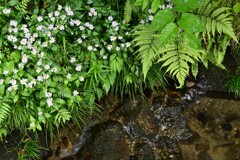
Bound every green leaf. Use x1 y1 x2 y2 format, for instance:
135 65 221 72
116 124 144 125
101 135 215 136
9 0 19 6
182 31 201 49
134 0 143 6
142 0 149 11
192 62 198 79
233 2 240 14
151 9 175 31
103 79 111 93
10 51 21 63
172 0 201 12
159 22 179 47
0 86 4 96
3 61 14 74
178 13 204 33
151 0 161 13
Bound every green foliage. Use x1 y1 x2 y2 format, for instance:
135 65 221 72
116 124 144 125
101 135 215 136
134 25 160 79
17 139 42 160
157 42 202 88
227 74 240 97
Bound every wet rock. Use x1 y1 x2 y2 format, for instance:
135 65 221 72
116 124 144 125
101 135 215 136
178 96 240 160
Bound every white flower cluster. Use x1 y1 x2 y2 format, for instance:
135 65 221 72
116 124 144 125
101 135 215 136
88 8 97 17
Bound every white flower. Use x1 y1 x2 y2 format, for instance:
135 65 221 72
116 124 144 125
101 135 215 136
65 6 74 16
13 69 18 74
2 8 11 15
38 111 43 116
79 26 85 30
88 24 94 30
12 85 18 90
8 27 13 33
20 38 27 45
18 45 22 50
46 31 51 38
74 20 81 26
18 63 24 69
42 42 48 47
48 24 54 30
7 86 12 91
45 92 52 98
46 98 53 107
31 79 36 85
110 36 116 41
26 82 33 88
10 20 18 27
21 24 27 30
103 55 107 59
12 36 17 42
58 25 65 30
36 67 42 73
148 9 152 13
148 15 153 21
48 12 53 18
108 16 113 21
77 38 82 44
30 122 35 127
60 15 66 20
25 32 31 39
80 76 84 81
36 25 43 31
82 34 87 39
88 46 93 51
22 54 28 63
49 37 55 43
50 17 55 22
43 74 50 80
126 42 131 48
75 64 82 71
33 33 38 38
38 51 44 58
37 16 43 22
70 57 76 63
107 45 112 50
3 70 9 75
58 5 62 10
66 73 71 79
70 19 75 26
44 64 50 70
37 76 43 82
20 78 27 85
73 90 79 96
37 60 42 66
54 11 60 17
12 28 18 33
0 79 4 85
116 46 120 51
111 21 119 27
121 43 125 48
118 36 123 40
140 19 145 24
9 79 17 85
51 67 57 73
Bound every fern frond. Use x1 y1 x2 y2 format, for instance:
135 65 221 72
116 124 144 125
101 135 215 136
15 0 30 13
124 0 132 23
198 0 238 42
56 84 72 98
134 26 160 79
0 102 11 124
156 43 201 88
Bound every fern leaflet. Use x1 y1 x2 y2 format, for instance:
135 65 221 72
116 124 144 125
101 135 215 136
156 43 202 88
134 26 160 79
